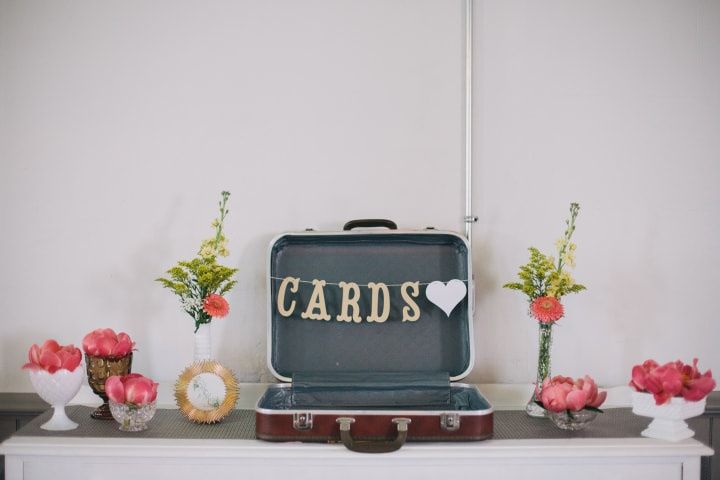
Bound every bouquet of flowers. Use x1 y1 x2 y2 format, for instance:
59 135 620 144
503 203 587 417
630 358 715 405
503 202 586 322
157 192 238 332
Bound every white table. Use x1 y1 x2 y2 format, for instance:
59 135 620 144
1 384 713 480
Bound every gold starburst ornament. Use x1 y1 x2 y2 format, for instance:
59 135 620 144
175 360 239 423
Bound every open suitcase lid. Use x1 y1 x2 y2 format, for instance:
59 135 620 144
266 222 474 383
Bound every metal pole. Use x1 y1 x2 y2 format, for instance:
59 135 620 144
464 0 477 242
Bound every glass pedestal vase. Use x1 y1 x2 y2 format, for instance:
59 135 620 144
193 322 212 362
526 323 553 418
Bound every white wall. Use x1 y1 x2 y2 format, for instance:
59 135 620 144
1 0 718 391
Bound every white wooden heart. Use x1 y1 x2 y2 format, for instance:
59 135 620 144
425 279 467 317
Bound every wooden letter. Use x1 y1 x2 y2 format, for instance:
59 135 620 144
301 279 331 321
277 277 299 317
400 281 420 322
366 282 390 323
337 281 362 323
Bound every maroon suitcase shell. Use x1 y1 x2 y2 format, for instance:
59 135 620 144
255 222 493 452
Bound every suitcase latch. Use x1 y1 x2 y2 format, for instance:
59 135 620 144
441 413 460 432
293 412 313 431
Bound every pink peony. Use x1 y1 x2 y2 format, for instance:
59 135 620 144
629 359 659 391
575 375 607 408
203 294 230 318
629 358 716 405
105 373 158 406
680 359 717 401
22 340 82 373
530 296 564 324
82 328 135 358
540 374 606 413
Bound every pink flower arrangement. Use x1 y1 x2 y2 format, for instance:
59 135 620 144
82 328 135 358
629 358 716 405
22 340 82 373
203 293 230 318
530 296 564 324
105 374 158 406
539 375 607 413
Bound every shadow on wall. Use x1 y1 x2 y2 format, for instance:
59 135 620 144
215 231 276 383
469 235 502 383
88 197 185 376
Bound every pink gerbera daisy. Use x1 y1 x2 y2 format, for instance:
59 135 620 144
530 296 564 324
203 294 230 318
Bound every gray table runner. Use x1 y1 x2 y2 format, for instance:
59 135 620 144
12 406 672 441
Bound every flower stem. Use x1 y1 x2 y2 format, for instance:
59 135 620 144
556 203 580 274
213 191 230 252
536 323 553 389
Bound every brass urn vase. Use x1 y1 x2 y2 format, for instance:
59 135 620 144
85 353 133 419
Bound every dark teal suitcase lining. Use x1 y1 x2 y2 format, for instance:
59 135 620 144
269 232 472 383
258 383 490 411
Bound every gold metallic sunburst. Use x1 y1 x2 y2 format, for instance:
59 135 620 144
174 360 239 424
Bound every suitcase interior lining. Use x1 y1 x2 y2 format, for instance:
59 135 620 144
291 371 451 407
269 233 471 380
257 384 490 411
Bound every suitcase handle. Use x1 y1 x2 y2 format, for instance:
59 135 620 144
336 417 411 453
343 219 398 231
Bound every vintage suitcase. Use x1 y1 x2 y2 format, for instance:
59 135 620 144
255 219 493 452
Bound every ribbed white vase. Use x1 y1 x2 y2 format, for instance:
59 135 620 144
193 323 212 362
28 368 84 431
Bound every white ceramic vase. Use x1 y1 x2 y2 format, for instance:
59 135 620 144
193 323 212 362
632 391 706 442
28 367 84 431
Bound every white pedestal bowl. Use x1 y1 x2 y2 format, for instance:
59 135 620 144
632 391 706 442
28 367 84 431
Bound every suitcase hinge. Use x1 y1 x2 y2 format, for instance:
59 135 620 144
441 413 461 432
293 412 313 431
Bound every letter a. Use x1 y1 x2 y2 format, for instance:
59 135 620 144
301 279 331 321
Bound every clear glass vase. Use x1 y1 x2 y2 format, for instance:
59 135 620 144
549 409 598 430
109 401 157 432
526 323 553 417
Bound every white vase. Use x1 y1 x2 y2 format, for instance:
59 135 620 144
193 323 212 362
28 367 84 431
632 391 706 442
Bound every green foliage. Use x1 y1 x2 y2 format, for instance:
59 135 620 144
503 247 555 300
503 203 586 301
